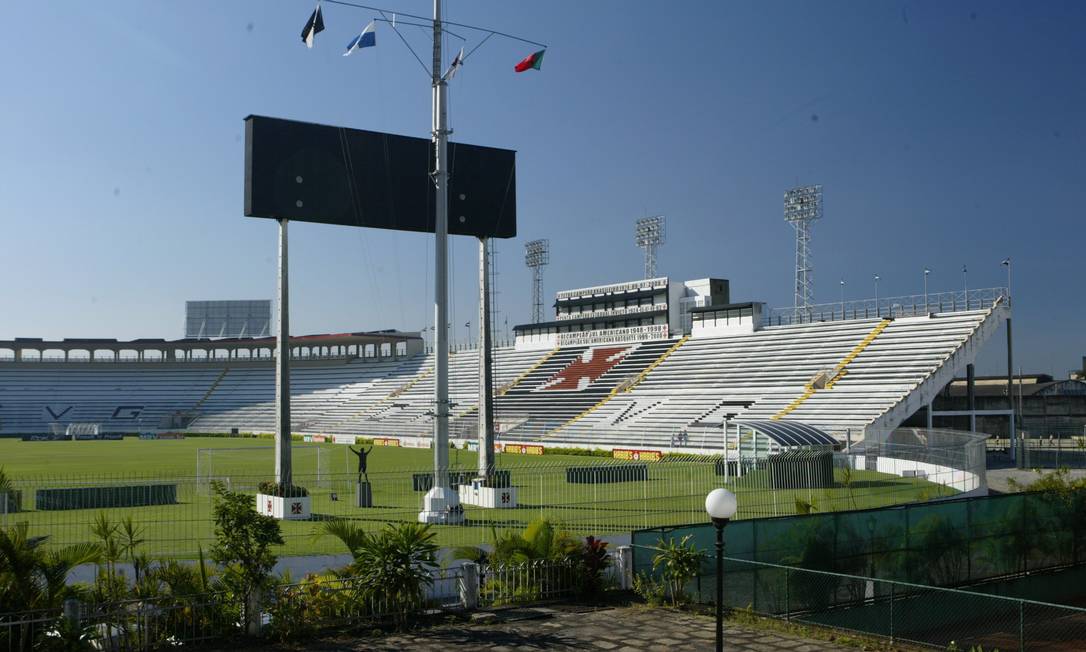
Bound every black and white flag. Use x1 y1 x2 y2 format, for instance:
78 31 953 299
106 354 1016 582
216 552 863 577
301 3 325 49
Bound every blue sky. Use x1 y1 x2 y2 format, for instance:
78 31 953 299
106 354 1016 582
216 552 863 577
1 1 1082 375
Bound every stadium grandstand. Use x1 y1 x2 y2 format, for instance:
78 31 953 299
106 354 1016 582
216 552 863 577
0 278 1010 452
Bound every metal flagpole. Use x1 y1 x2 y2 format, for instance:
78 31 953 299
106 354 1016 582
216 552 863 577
420 0 463 523
275 218 292 486
478 237 496 479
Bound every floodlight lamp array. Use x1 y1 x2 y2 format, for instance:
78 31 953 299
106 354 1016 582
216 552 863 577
635 215 666 247
524 239 549 268
783 185 823 223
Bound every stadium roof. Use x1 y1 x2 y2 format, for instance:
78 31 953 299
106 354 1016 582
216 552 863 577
0 330 421 351
513 307 668 332
731 420 839 447
689 302 759 314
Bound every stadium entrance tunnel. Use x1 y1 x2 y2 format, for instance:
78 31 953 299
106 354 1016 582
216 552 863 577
720 422 987 497
723 419 838 488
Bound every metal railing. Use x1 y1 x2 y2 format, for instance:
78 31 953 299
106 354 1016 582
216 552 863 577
764 287 1007 326
481 559 580 605
0 559 581 651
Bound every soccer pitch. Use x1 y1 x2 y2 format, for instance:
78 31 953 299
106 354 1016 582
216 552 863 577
0 437 952 557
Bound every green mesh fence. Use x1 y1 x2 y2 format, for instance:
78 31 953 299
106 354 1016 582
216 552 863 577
691 559 1086 651
633 489 1086 586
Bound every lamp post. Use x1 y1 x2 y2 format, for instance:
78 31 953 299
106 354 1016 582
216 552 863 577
839 279 845 319
873 275 880 318
923 268 930 313
962 264 969 309
705 488 738 652
1002 257 1011 305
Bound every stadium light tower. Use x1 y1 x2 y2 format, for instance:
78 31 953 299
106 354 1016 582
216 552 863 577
635 216 666 279
524 239 549 323
784 185 823 319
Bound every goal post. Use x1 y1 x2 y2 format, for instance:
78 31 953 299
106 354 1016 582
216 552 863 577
65 423 101 439
196 445 329 492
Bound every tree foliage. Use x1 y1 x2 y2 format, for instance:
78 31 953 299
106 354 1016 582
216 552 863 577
209 482 284 628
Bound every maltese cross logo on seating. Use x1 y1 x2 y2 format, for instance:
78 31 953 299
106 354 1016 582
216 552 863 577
539 346 631 391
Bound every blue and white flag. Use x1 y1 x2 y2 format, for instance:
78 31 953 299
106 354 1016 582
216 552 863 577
444 47 464 80
343 21 376 57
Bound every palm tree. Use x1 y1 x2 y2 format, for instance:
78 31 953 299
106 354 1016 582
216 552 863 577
453 518 580 566
0 523 100 650
318 520 439 622
451 519 583 604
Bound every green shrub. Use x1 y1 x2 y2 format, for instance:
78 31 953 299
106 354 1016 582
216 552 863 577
577 536 611 597
650 534 704 605
266 574 352 642
257 481 309 497
633 572 667 606
542 446 614 458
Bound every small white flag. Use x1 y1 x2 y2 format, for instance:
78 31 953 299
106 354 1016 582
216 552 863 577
444 47 465 80
343 20 377 57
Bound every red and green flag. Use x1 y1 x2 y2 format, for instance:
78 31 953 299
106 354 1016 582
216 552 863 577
514 49 545 73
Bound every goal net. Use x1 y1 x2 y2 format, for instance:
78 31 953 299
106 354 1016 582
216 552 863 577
65 423 101 438
196 445 329 493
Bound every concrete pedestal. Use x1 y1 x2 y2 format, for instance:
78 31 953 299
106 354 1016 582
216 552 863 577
256 494 311 520
418 485 465 524
459 478 518 508
355 481 373 508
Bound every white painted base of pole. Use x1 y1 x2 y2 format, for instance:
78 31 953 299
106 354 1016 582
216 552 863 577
459 480 517 508
418 485 465 524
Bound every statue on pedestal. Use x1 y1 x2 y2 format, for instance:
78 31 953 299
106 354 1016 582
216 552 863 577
350 445 373 484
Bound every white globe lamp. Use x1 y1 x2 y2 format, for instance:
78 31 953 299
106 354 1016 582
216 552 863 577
705 488 737 525
705 487 737 652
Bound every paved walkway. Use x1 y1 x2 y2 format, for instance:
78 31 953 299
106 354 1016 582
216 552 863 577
987 466 1086 494
284 606 859 651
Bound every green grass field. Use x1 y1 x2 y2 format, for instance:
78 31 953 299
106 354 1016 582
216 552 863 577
0 436 953 557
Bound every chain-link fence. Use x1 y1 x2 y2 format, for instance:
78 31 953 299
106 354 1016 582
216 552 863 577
1 451 961 556
634 489 1086 588
685 557 1086 651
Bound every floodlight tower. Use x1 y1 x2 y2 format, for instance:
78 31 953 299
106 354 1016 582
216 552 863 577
524 239 549 323
635 216 666 279
784 185 823 319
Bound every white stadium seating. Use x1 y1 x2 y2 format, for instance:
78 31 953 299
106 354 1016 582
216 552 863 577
0 302 1006 449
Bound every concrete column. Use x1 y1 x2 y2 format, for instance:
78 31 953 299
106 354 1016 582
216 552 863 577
459 562 480 609
615 545 634 590
967 363 976 432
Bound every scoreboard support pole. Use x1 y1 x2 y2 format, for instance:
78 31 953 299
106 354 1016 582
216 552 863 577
275 217 292 486
478 237 496 479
